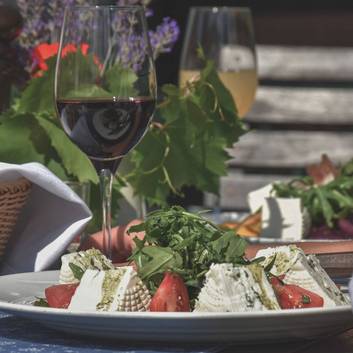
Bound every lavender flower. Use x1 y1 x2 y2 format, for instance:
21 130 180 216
149 17 180 59
16 0 87 49
15 0 180 74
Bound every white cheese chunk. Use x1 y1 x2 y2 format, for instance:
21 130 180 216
194 263 280 312
68 267 151 312
69 269 105 311
255 245 349 307
59 249 114 284
261 198 307 241
247 183 311 240
248 183 273 214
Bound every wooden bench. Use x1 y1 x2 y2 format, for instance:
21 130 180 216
205 45 353 210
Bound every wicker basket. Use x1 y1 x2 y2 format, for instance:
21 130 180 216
0 178 32 262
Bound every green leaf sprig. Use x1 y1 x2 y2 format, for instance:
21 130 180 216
128 206 248 303
273 161 353 228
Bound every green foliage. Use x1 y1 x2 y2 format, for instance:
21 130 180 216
129 206 248 301
34 113 98 183
127 57 247 205
0 109 98 184
104 64 138 97
0 50 246 231
18 57 56 114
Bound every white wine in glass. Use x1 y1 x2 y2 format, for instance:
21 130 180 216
180 7 257 118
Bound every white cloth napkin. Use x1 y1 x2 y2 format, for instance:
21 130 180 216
0 162 92 275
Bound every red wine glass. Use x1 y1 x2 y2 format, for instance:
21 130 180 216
54 5 157 259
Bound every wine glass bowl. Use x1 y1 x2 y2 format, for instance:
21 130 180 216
180 7 257 118
55 5 156 259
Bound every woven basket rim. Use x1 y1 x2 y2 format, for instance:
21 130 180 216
0 178 32 194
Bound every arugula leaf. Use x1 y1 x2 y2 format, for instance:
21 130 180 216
134 246 183 280
273 167 353 228
129 206 248 302
211 231 247 263
315 188 334 228
69 263 85 281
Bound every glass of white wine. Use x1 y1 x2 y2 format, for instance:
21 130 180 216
180 7 257 118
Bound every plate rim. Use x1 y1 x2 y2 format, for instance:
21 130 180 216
0 270 351 320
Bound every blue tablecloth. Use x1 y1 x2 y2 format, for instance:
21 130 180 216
0 312 224 353
3 311 350 353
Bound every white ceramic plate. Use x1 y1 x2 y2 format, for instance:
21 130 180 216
0 270 352 343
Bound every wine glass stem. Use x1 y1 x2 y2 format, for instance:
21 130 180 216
99 168 114 260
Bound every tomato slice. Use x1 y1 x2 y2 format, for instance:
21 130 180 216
270 277 324 309
45 283 79 309
149 272 190 312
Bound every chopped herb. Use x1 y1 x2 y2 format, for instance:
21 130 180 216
264 254 277 273
302 294 311 304
33 297 49 307
69 263 85 281
245 293 255 307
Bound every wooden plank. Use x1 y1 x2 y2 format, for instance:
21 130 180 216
204 172 290 210
246 86 353 126
257 45 353 82
229 131 353 169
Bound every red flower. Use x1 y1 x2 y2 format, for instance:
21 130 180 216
31 42 90 77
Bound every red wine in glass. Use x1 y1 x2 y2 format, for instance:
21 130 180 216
56 97 155 173
54 5 157 259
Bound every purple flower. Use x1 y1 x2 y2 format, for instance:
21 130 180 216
15 0 179 74
149 17 180 58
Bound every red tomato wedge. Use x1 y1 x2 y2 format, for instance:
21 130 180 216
45 283 79 309
270 277 324 309
149 272 190 312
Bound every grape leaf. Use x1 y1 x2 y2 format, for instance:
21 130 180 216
19 52 102 113
34 113 98 183
0 113 46 164
66 84 111 99
104 64 138 97
127 58 247 205
18 58 56 114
